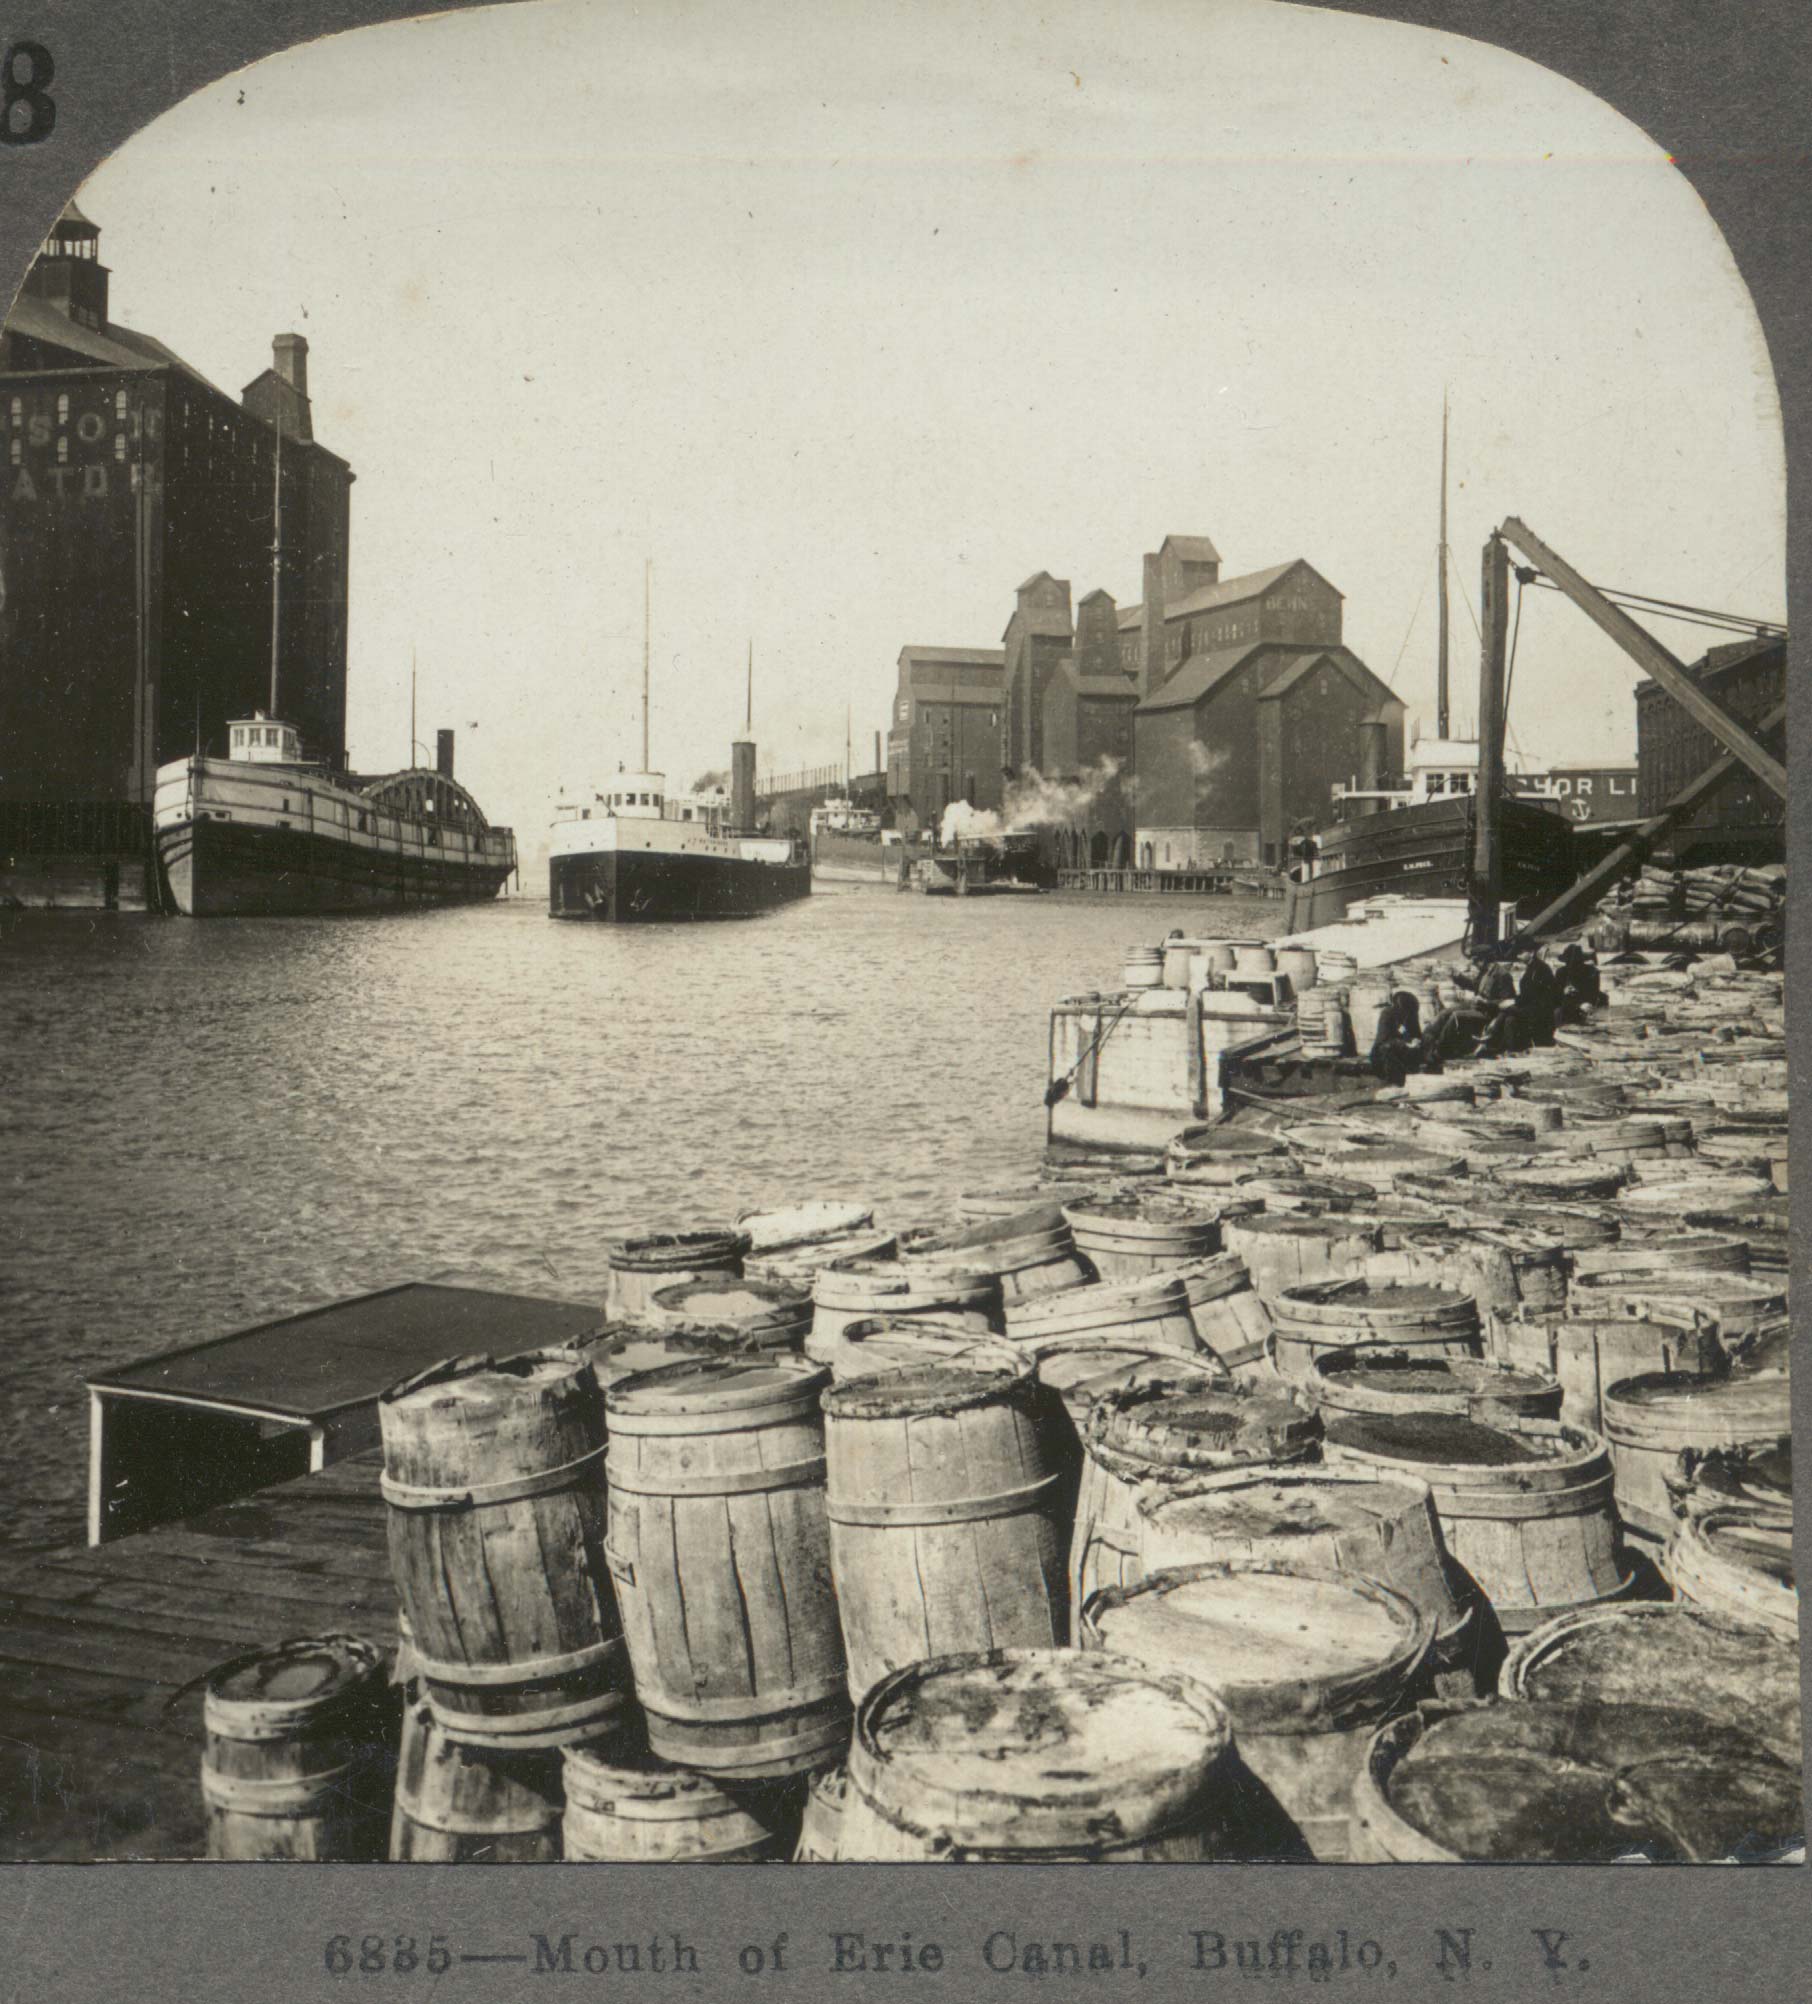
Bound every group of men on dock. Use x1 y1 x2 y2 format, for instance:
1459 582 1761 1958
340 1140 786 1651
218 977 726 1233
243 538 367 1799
1366 944 1604 1085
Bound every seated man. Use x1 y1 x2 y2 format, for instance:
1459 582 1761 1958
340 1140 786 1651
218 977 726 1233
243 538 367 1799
1474 995 1530 1058
1555 943 1604 1021
1368 988 1424 1086
1516 949 1562 1048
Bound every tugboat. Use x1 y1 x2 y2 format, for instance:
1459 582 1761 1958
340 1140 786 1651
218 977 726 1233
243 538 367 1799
546 577 810 922
154 715 516 916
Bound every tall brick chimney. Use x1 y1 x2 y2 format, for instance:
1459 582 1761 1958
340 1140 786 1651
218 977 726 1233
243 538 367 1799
1139 552 1165 701
436 728 455 780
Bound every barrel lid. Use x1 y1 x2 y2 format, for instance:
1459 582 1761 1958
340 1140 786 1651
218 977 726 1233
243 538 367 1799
1083 1563 1433 1732
1231 1212 1374 1241
1313 1352 1554 1400
562 1739 735 1805
823 1362 1026 1420
1064 1191 1220 1227
582 1323 742 1386
1097 1381 1319 1467
1607 1371 1789 1428
1233 1175 1374 1210
382 1346 597 1412
1384 1700 1802 1863
1037 1345 1218 1405
206 1634 385 1716
929 1201 1069 1249
1694 1509 1795 1588
1503 1605 1801 1762
648 1277 809 1318
1323 1410 1547 1467
1279 1277 1474 1317
828 1321 1026 1380
735 1200 874 1253
1680 1436 1793 1507
1140 1468 1434 1540
854 1648 1230 1841
606 1354 829 1416
608 1227 749 1262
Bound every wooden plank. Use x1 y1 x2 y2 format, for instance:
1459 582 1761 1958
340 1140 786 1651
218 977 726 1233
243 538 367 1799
0 1586 342 1657
3 1566 397 1637
0 1615 232 1690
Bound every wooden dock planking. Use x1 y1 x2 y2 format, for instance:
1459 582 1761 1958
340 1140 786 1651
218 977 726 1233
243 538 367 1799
0 1449 397 1860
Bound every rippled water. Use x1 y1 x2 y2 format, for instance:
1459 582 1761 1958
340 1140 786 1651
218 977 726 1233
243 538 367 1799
0 884 1279 1554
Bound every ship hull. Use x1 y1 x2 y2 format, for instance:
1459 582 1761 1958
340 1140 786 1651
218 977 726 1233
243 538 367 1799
1283 794 1578 932
549 845 812 922
159 814 514 917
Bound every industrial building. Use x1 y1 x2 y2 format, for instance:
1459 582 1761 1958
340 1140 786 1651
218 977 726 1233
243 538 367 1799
1635 634 1785 866
0 204 353 907
884 644 1005 832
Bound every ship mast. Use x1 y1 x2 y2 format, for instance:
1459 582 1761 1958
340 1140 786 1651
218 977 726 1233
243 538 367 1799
1436 390 1450 741
746 638 753 733
269 411 283 717
642 559 652 772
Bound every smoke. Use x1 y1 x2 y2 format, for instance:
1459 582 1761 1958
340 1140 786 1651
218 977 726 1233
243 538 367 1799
692 768 729 793
1186 740 1229 780
937 757 1127 847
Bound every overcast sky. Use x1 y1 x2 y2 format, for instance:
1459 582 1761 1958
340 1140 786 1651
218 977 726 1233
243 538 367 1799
72 0 1783 846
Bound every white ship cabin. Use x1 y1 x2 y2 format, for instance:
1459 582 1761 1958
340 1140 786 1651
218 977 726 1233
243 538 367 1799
227 713 306 765
555 772 728 833
810 795 880 839
1332 736 1544 815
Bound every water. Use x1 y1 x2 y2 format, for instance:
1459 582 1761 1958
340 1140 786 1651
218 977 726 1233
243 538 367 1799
0 885 1279 1555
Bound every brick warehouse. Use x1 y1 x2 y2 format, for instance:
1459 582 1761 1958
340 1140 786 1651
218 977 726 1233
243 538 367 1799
1635 634 1785 867
885 644 1005 833
0 204 353 908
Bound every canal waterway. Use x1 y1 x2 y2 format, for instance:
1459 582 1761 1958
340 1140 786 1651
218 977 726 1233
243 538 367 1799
0 885 1279 1555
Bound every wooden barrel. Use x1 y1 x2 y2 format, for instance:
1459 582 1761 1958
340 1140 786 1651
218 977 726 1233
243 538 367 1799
957 1180 1104 1222
1682 1199 1788 1276
1081 1561 1435 1860
201 1635 391 1861
581 1322 747 1394
561 1742 799 1861
1490 1161 1629 1203
1346 981 1390 1052
643 1276 812 1350
745 1228 901 1284
1487 1308 1725 1434
1038 1345 1224 1435
380 1351 626 1749
1170 1255 1273 1372
604 1358 849 1778
390 1697 563 1861
1164 1127 1291 1188
1296 989 1351 1058
1062 1191 1223 1277
1222 1214 1382 1302
1573 1233 1750 1279
1350 1700 1803 1863
1667 1507 1797 1641
1162 937 1197 988
824 1364 1066 1696
1501 1602 1801 1769
1615 1170 1775 1219
1365 1223 1568 1318
1137 1466 1486 1694
606 1229 746 1321
903 1203 1093 1305
1312 1146 1468 1195
837 1647 1251 1861
1270 1279 1481 1383
1123 945 1164 989
811 1258 999 1340
1567 1268 1786 1338
1697 1123 1787 1192
794 1765 848 1861
1308 1350 1562 1427
1465 1201 1621 1253
1003 1270 1204 1369
807 1315 1028 1381
1072 1378 1319 1624
736 1199 874 1254
1233 1173 1375 1213
1599 1370 1791 1542
1321 1413 1633 1635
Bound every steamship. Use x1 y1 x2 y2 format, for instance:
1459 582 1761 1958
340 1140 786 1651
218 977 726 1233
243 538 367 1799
547 739 809 922
153 715 517 916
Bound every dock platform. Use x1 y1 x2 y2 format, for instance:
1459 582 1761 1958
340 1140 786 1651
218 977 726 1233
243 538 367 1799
0 1451 395 1860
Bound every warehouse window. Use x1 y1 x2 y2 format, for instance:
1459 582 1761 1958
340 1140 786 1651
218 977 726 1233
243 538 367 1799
7 397 19 428
56 393 69 424
115 390 128 419
8 439 18 467
114 433 126 462
55 436 68 464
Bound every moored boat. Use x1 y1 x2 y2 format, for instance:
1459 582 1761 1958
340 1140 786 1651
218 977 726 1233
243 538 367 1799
153 714 516 917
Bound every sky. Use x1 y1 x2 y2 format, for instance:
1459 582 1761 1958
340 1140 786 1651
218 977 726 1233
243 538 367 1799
70 0 1784 849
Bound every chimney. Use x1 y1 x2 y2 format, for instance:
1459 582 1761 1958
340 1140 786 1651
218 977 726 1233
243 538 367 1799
273 333 309 398
731 737 757 832
1139 552 1165 701
874 730 881 773
436 728 455 780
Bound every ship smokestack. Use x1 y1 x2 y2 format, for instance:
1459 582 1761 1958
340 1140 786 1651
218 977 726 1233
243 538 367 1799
1357 719 1385 792
731 737 756 831
436 728 455 780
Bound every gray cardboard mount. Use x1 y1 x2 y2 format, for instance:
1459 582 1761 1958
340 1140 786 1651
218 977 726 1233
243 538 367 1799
0 1 1804 1999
